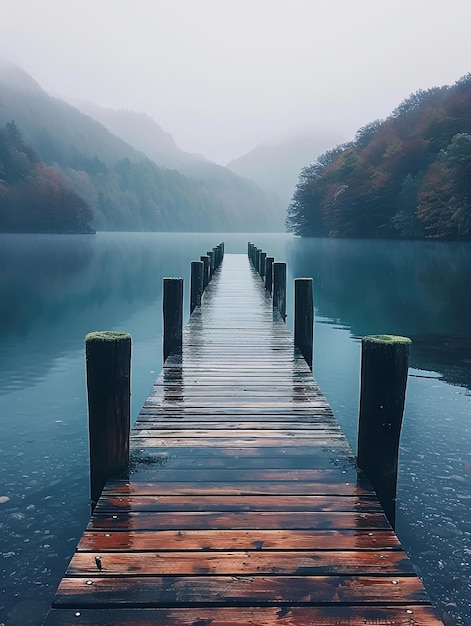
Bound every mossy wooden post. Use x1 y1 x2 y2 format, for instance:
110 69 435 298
273 262 287 322
85 331 131 511
294 278 313 370
259 252 267 279
265 257 274 293
357 334 411 529
200 255 210 290
190 261 204 313
163 278 183 362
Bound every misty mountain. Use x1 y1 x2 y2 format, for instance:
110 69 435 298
0 63 278 232
70 101 187 162
71 100 285 230
227 134 343 207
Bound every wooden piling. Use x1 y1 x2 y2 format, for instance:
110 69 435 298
254 248 260 272
265 256 274 293
247 243 253 265
85 331 131 510
213 247 220 269
259 252 267 279
294 278 314 369
273 262 287 322
200 256 210 290
207 251 215 279
190 261 204 313
163 278 183 361
357 334 411 528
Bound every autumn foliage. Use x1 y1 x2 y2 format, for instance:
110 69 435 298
0 121 94 233
286 74 471 240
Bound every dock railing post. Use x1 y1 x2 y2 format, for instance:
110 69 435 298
163 277 183 362
190 261 204 313
85 331 131 511
357 334 411 529
265 256 274 293
213 247 219 269
253 248 259 272
294 278 314 369
200 255 210 290
259 252 267 279
207 251 215 279
273 262 287 322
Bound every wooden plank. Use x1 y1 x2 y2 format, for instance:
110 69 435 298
68 550 414 576
43 606 445 625
87 511 390 531
93 494 384 513
53 576 428 606
101 482 375 497
44 603 443 626
78 529 400 551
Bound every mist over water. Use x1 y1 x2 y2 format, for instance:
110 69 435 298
0 232 470 625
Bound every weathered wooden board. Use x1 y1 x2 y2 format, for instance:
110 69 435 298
87 511 390 531
78 528 399 551
93 494 383 513
43 606 445 625
53 575 427 605
43 253 444 626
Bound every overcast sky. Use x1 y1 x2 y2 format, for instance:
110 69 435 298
1 0 470 164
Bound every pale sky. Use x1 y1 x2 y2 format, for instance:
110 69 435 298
1 0 470 164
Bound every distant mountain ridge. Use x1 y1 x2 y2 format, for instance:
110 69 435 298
0 63 279 232
71 99 286 229
70 100 186 160
227 133 343 206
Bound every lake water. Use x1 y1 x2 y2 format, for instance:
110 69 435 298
0 232 470 625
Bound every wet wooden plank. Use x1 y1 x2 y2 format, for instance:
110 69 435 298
101 481 375 497
78 528 400 551
53 576 429 606
43 606 445 625
87 511 391 531
93 494 383 513
67 550 414 576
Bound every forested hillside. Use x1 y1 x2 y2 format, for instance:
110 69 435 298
0 64 276 232
72 101 282 230
287 74 471 240
0 121 94 233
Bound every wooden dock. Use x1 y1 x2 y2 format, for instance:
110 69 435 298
43 252 444 625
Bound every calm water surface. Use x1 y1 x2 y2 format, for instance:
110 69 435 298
0 232 470 625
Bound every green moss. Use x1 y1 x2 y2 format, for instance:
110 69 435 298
363 334 411 345
85 331 131 344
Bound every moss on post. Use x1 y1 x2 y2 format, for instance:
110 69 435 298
357 334 411 528
85 331 131 511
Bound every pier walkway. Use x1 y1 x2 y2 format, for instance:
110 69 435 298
43 253 443 625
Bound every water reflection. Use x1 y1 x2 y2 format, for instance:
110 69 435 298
287 237 471 389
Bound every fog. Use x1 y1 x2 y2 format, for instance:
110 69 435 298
1 0 470 164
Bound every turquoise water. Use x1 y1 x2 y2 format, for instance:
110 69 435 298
0 232 470 625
